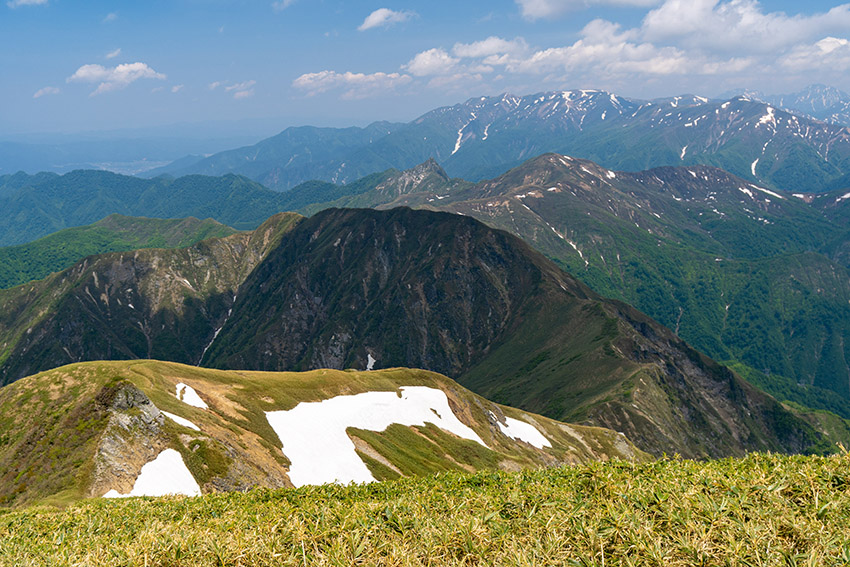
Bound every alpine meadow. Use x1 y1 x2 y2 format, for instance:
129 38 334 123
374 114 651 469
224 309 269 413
2 0 850 565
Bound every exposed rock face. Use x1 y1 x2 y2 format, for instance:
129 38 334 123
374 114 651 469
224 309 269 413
88 381 168 497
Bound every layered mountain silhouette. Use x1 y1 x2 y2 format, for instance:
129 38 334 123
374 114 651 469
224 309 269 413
0 208 839 459
152 88 850 193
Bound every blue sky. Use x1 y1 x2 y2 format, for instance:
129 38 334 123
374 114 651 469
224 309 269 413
3 0 850 135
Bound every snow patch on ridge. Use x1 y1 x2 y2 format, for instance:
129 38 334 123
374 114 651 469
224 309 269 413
176 383 208 409
452 114 476 155
751 184 785 200
496 415 551 449
161 411 201 431
265 387 486 487
103 449 200 498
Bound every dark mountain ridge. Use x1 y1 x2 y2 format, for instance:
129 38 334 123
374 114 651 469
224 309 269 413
0 207 841 458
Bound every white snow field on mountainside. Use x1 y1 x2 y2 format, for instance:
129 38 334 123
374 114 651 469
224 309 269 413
266 386 491 487
496 415 552 449
161 410 201 431
103 449 201 498
175 382 209 409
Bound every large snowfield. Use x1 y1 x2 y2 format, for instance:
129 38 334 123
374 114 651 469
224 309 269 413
265 386 487 487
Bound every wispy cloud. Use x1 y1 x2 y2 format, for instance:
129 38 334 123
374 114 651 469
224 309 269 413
33 86 60 99
105 48 121 59
358 8 417 31
293 70 412 98
210 80 256 98
103 12 117 23
225 80 256 98
171 84 184 93
514 0 658 21
272 0 295 12
7 0 48 8
67 62 166 95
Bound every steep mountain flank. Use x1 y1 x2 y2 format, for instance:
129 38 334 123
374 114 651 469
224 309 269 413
201 208 833 458
0 360 644 506
0 213 301 384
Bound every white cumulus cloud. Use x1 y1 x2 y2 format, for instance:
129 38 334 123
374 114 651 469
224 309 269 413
642 0 850 53
67 62 166 95
293 70 412 98
403 48 459 76
358 8 417 31
782 37 850 72
33 86 60 99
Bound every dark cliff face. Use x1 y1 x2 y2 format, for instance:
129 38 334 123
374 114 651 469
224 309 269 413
0 207 833 458
203 207 550 375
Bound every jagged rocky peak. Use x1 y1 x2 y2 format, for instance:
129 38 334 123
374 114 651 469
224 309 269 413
404 158 449 183
375 158 451 198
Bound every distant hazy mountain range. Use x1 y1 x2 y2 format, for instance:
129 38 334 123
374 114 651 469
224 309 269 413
721 84 850 128
0 132 265 177
0 170 285 245
148 85 850 193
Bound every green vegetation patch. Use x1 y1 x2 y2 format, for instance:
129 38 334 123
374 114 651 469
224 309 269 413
0 214 236 290
2 453 850 565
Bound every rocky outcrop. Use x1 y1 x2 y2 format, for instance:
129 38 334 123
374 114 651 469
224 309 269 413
88 381 168 497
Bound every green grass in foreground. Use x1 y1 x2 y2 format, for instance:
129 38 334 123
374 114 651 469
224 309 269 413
2 454 850 566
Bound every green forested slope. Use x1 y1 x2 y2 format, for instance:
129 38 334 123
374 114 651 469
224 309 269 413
0 214 235 289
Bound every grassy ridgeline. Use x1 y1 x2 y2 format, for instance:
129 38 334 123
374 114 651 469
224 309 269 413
2 453 850 566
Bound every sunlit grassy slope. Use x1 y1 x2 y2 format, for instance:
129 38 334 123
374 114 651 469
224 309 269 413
1 453 849 566
0 359 644 507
